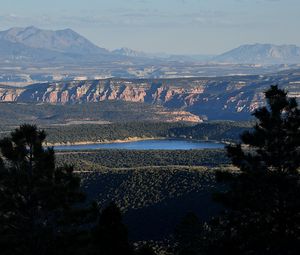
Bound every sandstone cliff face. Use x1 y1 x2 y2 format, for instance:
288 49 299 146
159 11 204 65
0 87 23 101
0 74 298 120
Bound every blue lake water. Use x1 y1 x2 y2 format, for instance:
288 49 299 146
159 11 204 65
54 139 224 151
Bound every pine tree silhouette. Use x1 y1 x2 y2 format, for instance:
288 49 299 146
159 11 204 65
90 202 132 255
174 212 204 255
212 85 300 254
0 124 90 255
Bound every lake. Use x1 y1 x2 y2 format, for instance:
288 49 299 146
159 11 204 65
54 139 224 151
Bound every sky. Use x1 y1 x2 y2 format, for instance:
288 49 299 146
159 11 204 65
0 0 299 55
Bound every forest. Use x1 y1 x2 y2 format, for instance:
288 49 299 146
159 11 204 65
56 149 228 169
1 120 251 145
0 86 299 255
0 101 184 125
168 121 253 142
44 122 188 144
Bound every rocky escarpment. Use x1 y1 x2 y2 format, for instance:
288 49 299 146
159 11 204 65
0 72 299 120
0 86 23 101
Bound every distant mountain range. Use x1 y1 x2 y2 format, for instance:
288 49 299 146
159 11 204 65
112 47 213 62
214 44 300 64
0 26 108 55
0 26 300 65
0 26 123 64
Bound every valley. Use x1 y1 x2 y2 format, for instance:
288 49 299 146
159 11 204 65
1 0 299 253
1 64 297 249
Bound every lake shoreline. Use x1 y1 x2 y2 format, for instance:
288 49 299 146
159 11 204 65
48 138 225 151
44 136 166 146
45 137 226 147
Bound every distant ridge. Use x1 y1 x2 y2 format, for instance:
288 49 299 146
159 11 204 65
0 26 299 66
112 47 148 58
0 26 128 65
213 43 300 64
0 26 108 55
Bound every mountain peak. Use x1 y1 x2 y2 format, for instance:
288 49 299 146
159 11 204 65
214 43 300 64
112 47 147 57
0 26 108 55
19 26 40 33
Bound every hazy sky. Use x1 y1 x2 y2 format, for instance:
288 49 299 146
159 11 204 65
0 0 299 54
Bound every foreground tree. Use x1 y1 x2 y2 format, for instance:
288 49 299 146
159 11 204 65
174 212 204 255
90 202 133 255
0 124 90 255
211 85 300 254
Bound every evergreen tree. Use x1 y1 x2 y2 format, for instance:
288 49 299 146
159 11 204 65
174 212 204 255
90 202 132 255
212 85 300 254
0 124 89 255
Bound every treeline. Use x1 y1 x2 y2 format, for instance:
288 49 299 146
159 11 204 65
0 101 180 125
1 120 254 145
169 121 253 142
45 122 188 144
56 149 228 169
46 121 252 144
